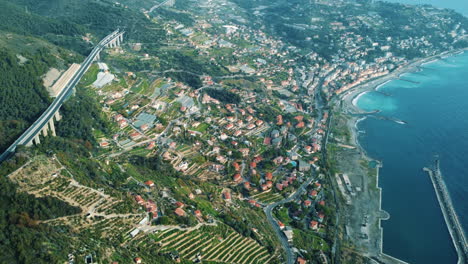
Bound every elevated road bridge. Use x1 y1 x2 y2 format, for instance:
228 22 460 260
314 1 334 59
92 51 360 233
0 30 125 163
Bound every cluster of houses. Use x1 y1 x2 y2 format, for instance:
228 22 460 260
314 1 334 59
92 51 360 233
134 194 158 220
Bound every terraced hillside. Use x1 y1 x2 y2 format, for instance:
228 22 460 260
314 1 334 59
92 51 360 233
7 155 279 263
8 155 145 241
128 224 277 263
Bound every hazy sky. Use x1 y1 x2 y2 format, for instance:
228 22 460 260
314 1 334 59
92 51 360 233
384 0 468 16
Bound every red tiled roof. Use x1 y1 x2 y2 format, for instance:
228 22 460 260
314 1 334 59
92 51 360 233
297 257 307 264
276 183 283 190
296 121 305 128
223 191 231 200
174 208 186 217
233 173 242 182
144 180 154 187
309 221 319 231
266 181 273 188
135 195 145 205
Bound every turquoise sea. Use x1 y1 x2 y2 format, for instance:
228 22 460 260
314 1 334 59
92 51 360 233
386 0 468 16
356 51 468 263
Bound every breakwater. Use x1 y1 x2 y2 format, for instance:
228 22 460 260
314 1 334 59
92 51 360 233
423 159 468 264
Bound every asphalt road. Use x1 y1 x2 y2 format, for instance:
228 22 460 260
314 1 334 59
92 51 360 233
0 30 122 163
263 171 316 264
263 82 324 264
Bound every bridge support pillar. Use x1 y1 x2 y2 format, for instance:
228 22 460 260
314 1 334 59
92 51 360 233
25 140 33 147
55 111 62 121
95 52 100 61
49 119 57 137
42 125 48 137
33 135 41 145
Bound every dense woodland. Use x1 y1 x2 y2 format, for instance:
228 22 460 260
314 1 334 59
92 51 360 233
57 88 110 144
7 0 167 50
205 88 241 104
0 175 80 263
0 50 54 152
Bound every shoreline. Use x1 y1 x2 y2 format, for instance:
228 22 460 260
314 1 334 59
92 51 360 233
341 48 468 116
332 48 467 263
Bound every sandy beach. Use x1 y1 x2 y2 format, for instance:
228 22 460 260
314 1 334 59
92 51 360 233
337 48 468 157
341 48 468 117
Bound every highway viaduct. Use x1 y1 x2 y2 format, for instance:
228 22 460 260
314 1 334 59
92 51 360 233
0 29 125 163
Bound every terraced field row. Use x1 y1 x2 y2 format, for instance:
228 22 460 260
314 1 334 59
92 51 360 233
132 225 274 263
9 156 145 241
12 160 137 215
252 191 283 204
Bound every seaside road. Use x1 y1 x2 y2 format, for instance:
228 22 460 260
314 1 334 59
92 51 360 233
263 171 316 264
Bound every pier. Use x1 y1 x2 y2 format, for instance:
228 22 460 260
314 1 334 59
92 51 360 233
417 65 436 71
411 71 427 76
375 90 392 96
423 158 468 264
373 115 407 124
398 77 420 84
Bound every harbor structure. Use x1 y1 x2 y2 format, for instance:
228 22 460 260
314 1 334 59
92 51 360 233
423 157 468 264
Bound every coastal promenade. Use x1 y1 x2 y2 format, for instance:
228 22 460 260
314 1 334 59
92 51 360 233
424 160 468 264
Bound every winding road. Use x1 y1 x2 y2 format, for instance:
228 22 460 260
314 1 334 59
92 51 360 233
263 171 316 264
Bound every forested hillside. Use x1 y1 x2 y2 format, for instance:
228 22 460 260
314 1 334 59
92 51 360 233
7 0 167 47
0 175 81 263
0 0 166 153
0 50 54 152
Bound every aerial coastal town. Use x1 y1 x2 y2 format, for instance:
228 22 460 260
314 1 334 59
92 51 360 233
0 0 467 263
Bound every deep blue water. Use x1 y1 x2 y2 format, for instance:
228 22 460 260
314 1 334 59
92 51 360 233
356 52 468 263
